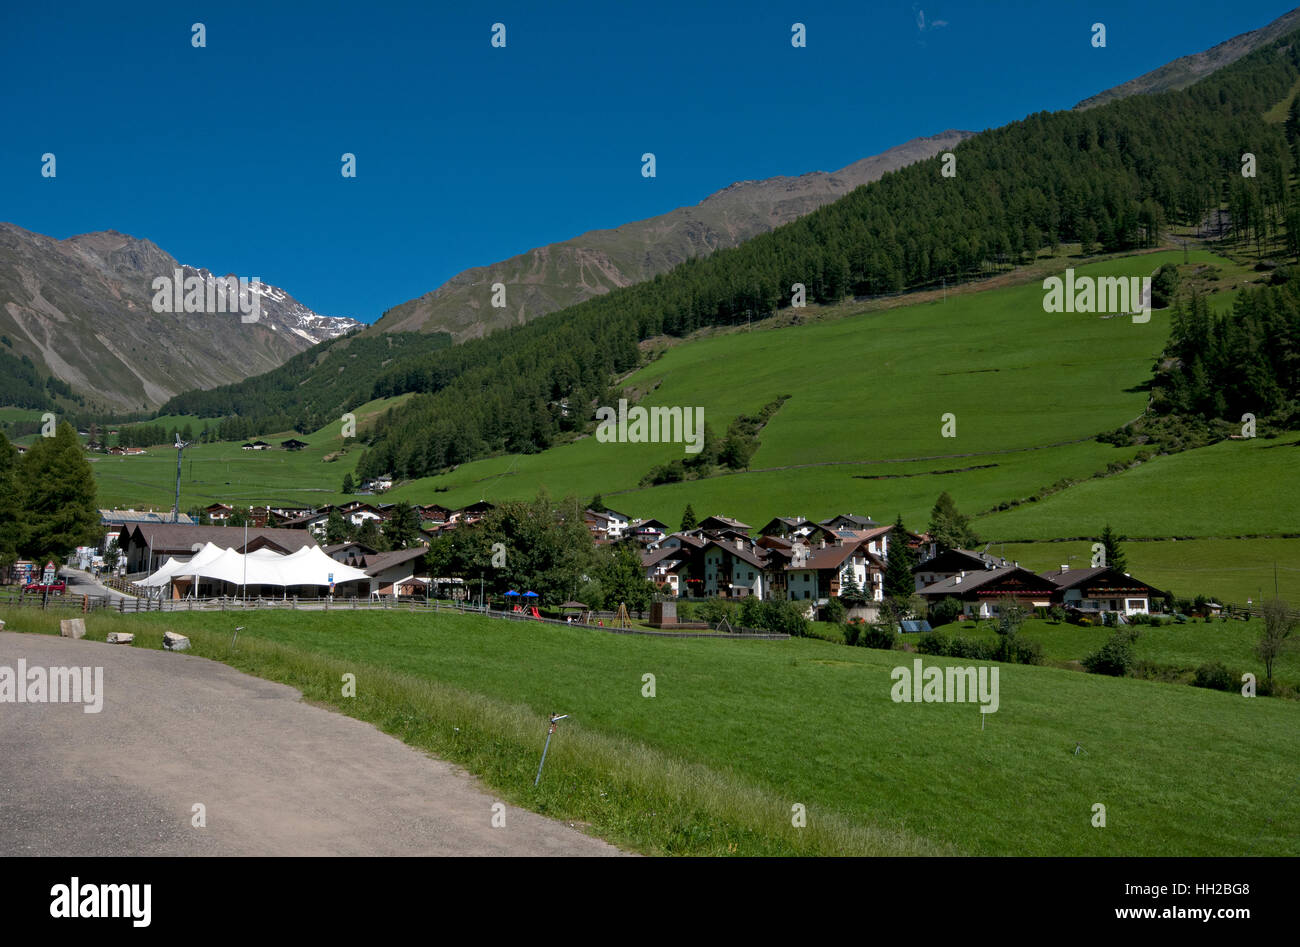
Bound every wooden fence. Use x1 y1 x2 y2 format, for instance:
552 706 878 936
0 590 789 638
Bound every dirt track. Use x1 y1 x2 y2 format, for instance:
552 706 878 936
0 631 622 856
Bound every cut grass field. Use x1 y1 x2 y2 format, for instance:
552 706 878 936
87 395 413 510
5 606 1295 856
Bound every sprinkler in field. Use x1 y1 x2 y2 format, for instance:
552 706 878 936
534 713 569 786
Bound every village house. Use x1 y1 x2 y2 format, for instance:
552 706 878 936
915 565 1059 619
598 508 632 541
640 545 686 596
120 523 317 576
450 501 494 526
697 515 751 536
912 547 999 592
1039 565 1163 616
325 544 429 598
629 518 669 546
758 516 817 540
583 509 612 544
204 503 234 523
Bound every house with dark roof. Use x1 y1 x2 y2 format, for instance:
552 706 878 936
420 504 452 524
583 509 613 544
594 508 632 540
1039 565 1163 616
121 523 318 575
784 539 886 609
912 548 1000 592
916 566 1058 619
640 545 687 596
697 515 751 535
629 518 669 546
452 501 494 525
699 536 769 598
281 438 309 451
204 503 234 522
819 513 880 532
758 516 816 540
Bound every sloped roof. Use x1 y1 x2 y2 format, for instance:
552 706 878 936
917 566 1056 598
124 523 316 554
358 545 429 576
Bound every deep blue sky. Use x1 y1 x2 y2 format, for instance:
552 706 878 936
2 1 1295 322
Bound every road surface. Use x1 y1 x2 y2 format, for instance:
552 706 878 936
61 566 134 601
0 631 623 856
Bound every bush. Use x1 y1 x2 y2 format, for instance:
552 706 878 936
1048 606 1067 623
929 597 963 628
1192 662 1235 692
697 598 733 624
859 623 898 651
948 636 999 661
737 595 765 629
761 599 811 637
843 622 861 647
1082 632 1135 677
822 597 847 624
998 635 1044 665
916 630 951 655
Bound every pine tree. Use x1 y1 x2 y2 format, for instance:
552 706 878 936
17 421 99 561
680 503 698 532
325 510 349 544
342 472 355 494
928 492 979 551
0 432 21 568
883 514 916 599
382 501 421 550
1100 524 1127 574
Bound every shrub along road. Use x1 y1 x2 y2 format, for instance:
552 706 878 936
0 631 623 856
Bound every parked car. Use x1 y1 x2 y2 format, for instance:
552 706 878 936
23 579 66 595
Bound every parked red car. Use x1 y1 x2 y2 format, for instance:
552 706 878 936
23 580 66 595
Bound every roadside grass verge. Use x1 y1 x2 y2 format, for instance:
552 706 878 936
0 607 940 857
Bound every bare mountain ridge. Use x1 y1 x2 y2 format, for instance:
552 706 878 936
371 130 974 341
1076 6 1300 109
0 224 360 412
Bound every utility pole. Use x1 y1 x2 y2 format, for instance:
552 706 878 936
172 435 191 523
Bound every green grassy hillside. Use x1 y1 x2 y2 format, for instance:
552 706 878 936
387 249 1255 528
88 395 411 510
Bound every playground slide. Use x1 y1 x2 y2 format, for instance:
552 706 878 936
529 606 541 619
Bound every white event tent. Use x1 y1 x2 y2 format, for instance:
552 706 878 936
138 542 371 597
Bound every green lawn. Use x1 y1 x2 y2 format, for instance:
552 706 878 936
7 606 1295 856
